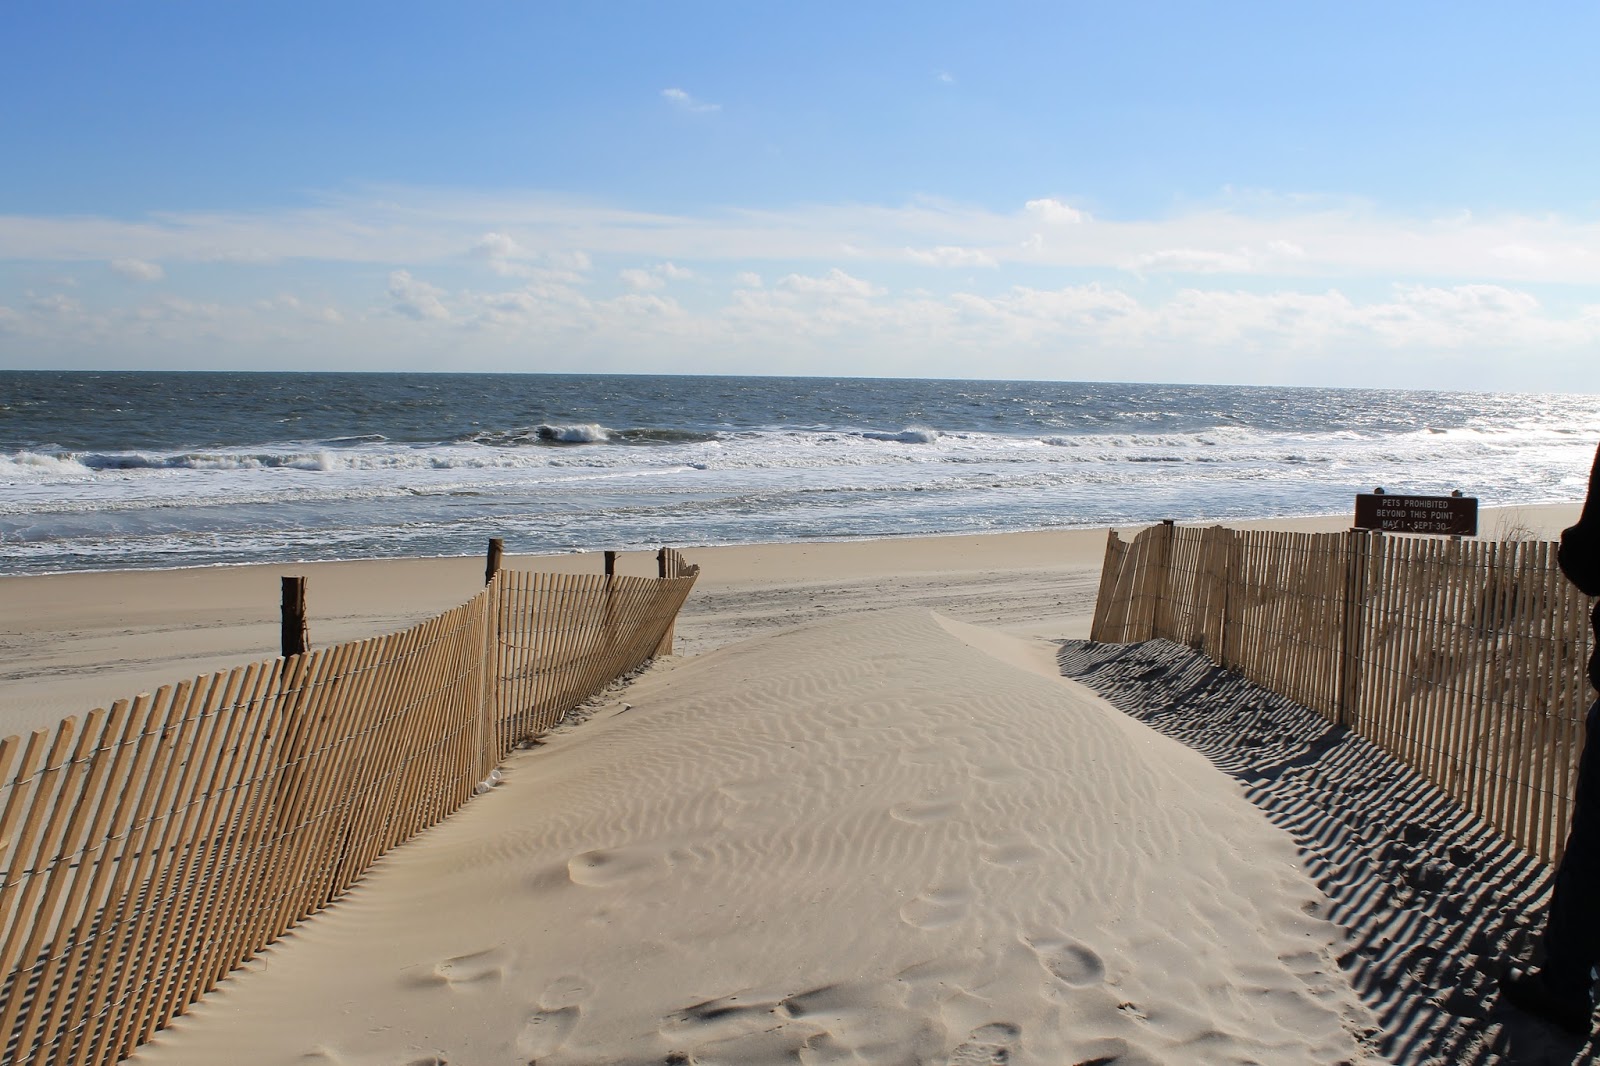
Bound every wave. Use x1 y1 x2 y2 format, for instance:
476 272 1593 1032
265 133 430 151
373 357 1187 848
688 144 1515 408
860 428 942 444
467 424 722 447
3 419 1590 492
537 423 609 443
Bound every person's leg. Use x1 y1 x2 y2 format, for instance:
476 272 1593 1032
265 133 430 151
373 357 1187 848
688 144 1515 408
1502 698 1600 1033
1540 699 1600 989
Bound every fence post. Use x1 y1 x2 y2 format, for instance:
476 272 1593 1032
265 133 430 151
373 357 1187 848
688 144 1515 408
479 549 502 776
1219 528 1242 671
485 538 503 586
1152 520 1176 640
281 577 308 657
654 549 676 655
604 550 617 577
1200 526 1228 661
1089 530 1122 642
1338 528 1373 728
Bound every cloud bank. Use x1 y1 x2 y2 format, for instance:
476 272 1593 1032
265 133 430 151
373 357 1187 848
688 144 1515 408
2 187 1598 391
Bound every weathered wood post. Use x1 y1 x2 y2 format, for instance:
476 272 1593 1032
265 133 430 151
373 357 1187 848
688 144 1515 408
1152 519 1176 641
281 576 308 657
481 538 505 773
1338 528 1374 728
604 551 617 577
656 547 676 655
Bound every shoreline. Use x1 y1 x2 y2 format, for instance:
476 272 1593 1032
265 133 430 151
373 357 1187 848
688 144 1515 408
2 499 1584 581
1 502 1582 737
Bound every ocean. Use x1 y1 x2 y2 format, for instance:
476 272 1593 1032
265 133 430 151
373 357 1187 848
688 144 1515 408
2 371 1598 576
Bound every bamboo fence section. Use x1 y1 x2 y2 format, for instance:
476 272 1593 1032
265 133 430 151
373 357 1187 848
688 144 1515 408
0 550 699 1066
1091 523 1593 865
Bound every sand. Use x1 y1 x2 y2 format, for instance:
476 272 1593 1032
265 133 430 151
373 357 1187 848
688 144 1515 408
128 608 1378 1065
0 502 1585 1064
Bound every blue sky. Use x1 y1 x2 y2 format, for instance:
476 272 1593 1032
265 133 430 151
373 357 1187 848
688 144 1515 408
2 2 1598 390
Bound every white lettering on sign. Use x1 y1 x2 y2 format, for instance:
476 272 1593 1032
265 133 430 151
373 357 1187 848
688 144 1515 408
1353 492 1477 535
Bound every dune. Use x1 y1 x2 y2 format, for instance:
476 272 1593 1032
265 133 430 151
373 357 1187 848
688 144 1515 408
130 609 1378 1066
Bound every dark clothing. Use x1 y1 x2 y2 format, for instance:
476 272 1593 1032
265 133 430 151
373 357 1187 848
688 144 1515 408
1558 442 1600 690
1541 697 1600 991
1538 441 1600 995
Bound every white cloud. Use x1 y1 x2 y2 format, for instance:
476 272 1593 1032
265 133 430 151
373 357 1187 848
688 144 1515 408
256 292 343 324
619 268 662 291
5 263 1597 389
1493 244 1547 266
937 70 955 84
1025 198 1085 225
777 268 883 299
28 291 82 315
7 187 1600 287
133 296 224 323
610 293 686 317
469 231 520 261
906 245 998 268
1125 240 1314 276
110 258 165 282
468 231 534 277
1125 248 1257 275
662 87 720 113
550 249 592 273
386 270 449 321
7 184 1600 388
621 262 693 290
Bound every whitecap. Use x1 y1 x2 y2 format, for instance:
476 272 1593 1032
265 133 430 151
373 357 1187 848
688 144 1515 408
862 428 941 444
537 423 610 444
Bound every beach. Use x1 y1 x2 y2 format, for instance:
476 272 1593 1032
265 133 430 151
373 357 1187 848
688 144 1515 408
0 503 1589 1063
1 505 1579 736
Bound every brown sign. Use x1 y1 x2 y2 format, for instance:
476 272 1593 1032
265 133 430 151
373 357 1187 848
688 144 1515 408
1354 493 1478 536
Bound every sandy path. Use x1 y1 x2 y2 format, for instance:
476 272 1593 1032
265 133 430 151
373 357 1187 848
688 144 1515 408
129 609 1379 1066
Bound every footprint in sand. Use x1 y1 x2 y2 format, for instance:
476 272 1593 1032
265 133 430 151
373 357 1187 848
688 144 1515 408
566 848 662 887
979 840 1043 867
1071 1037 1163 1066
948 1022 1021 1065
972 762 1025 785
900 886 972 929
1026 936 1105 986
659 991 787 1042
539 974 594 1009
516 1005 580 1058
890 799 960 824
427 947 511 987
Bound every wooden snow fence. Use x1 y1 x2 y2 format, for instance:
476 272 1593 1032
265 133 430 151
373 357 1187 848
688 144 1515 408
1092 522 1594 865
0 550 699 1066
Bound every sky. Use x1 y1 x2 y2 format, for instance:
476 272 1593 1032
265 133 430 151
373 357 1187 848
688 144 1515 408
1 1 1598 391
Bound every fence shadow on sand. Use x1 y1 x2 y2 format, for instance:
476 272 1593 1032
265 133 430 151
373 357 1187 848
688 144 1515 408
1060 638 1595 1066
